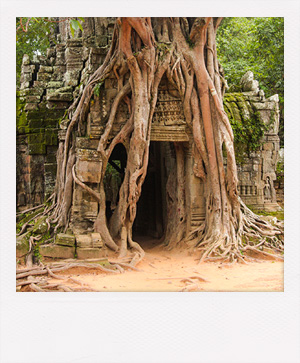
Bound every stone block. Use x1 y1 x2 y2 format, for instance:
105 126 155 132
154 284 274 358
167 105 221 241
16 232 30 257
66 38 83 47
76 247 105 260
32 216 48 234
65 47 82 61
28 133 45 144
28 118 44 127
46 92 73 102
75 234 90 248
20 81 31 90
64 70 80 86
66 62 83 71
22 54 30 65
37 72 52 82
28 143 46 155
39 66 53 73
26 95 40 103
44 132 58 146
47 48 56 58
91 233 103 248
76 137 99 150
47 81 64 89
25 103 39 111
21 73 33 82
39 244 75 259
96 35 109 47
33 81 47 88
55 233 76 247
22 65 36 73
75 233 101 248
46 101 70 110
76 159 101 183
263 142 273 151
253 102 275 111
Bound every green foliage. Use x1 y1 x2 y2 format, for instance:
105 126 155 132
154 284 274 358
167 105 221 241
186 37 195 49
156 42 171 60
276 161 284 181
217 17 284 145
94 81 104 97
250 209 284 221
104 161 122 188
69 18 85 37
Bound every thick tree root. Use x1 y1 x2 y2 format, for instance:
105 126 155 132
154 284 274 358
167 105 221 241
16 259 141 292
17 17 284 269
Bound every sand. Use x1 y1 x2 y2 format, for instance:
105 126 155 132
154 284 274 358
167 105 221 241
46 238 284 292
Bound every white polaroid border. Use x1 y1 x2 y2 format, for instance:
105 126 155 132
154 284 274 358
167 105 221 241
1 1 299 362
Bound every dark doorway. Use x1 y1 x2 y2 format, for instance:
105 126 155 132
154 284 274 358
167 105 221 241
133 142 170 243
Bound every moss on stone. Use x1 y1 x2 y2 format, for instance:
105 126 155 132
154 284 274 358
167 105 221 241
44 130 58 146
28 119 45 128
28 143 46 155
16 232 30 257
16 92 28 128
28 133 45 144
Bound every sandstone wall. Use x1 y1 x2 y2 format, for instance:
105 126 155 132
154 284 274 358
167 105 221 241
16 18 282 219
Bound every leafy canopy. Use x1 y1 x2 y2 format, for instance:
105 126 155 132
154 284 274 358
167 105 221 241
217 17 284 144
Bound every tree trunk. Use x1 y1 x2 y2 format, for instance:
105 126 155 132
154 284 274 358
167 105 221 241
26 17 283 265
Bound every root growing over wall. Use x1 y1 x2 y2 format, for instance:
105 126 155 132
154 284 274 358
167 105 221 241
17 17 283 267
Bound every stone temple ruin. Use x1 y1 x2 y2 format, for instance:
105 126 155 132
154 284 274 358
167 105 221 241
16 18 282 259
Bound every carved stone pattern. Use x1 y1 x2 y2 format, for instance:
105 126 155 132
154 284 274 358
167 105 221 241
153 90 186 126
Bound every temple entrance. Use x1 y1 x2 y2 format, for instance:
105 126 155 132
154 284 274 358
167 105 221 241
133 142 170 245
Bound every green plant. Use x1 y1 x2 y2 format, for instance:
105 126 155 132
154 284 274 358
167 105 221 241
94 81 104 97
156 42 171 60
276 161 284 182
217 17 284 146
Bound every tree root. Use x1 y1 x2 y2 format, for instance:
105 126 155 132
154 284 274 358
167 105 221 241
16 259 143 292
16 18 284 269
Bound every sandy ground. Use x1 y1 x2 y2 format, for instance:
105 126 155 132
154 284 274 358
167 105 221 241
46 237 284 292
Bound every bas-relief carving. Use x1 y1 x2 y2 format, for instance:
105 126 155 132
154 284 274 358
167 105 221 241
152 90 185 126
17 15 281 218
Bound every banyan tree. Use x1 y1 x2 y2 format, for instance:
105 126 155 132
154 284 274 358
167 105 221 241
18 17 284 265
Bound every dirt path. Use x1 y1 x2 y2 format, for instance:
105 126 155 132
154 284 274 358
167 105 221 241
46 238 284 292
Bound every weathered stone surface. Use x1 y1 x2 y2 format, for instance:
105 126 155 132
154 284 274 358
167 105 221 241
28 143 46 155
76 247 105 260
16 232 30 257
55 233 76 247
46 92 73 102
64 70 80 86
76 234 102 248
240 71 259 93
151 125 190 142
47 81 64 89
26 95 40 103
40 244 75 259
75 159 101 183
39 66 53 73
16 21 282 223
32 216 48 234
76 137 99 150
21 73 33 83
22 54 30 65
